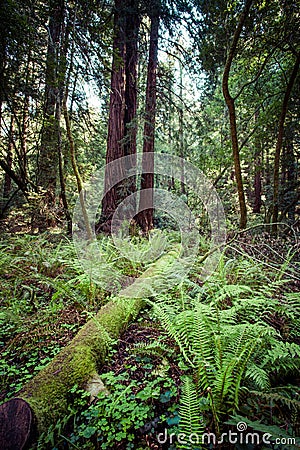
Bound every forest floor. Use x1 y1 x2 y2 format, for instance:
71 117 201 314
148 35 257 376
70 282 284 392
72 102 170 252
0 225 300 449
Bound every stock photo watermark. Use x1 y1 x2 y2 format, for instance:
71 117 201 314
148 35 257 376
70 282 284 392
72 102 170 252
72 153 227 296
157 421 296 447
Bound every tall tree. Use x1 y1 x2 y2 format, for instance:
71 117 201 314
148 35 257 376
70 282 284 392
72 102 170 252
0 0 41 202
124 0 140 158
222 0 253 229
100 0 126 229
272 51 300 233
100 0 140 231
138 1 160 233
37 0 65 228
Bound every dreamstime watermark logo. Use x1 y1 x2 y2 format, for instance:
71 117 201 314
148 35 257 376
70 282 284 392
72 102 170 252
72 153 226 297
157 421 297 447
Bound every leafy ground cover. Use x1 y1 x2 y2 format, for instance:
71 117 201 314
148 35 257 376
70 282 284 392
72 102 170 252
0 230 299 449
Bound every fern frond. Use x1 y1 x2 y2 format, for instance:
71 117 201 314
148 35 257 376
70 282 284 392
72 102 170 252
132 341 170 358
262 341 300 374
179 377 204 449
245 364 270 390
249 390 300 411
151 303 195 367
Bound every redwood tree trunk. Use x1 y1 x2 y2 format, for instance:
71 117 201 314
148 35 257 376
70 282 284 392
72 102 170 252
138 9 160 233
123 1 140 213
100 0 127 229
100 0 140 232
124 1 140 158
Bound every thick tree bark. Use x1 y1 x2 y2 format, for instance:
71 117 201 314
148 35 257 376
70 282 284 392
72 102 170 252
37 0 65 224
222 0 253 229
100 0 127 229
100 0 140 232
124 1 140 158
272 51 300 233
123 1 140 212
0 248 179 447
138 9 160 233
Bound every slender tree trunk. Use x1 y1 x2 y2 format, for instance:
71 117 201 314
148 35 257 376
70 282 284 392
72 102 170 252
222 0 252 229
0 115 14 215
0 0 6 129
284 129 297 222
138 9 160 233
56 9 73 234
3 116 13 199
19 51 31 182
63 100 93 241
253 112 262 213
167 57 175 192
63 45 93 241
272 51 300 233
253 163 262 214
57 95 72 234
179 59 185 194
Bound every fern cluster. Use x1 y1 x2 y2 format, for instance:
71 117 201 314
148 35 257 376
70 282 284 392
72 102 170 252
150 251 300 448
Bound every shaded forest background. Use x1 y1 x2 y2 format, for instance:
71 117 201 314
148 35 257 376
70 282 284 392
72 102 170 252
0 0 299 234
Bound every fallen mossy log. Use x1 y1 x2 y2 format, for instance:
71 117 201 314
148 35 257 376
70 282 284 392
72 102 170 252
0 247 180 449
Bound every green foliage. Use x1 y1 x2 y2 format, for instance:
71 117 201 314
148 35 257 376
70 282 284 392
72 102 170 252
178 377 204 449
68 366 177 450
151 252 300 440
0 234 89 400
1 232 299 448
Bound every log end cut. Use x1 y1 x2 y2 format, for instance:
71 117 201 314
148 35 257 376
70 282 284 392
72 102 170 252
0 398 34 450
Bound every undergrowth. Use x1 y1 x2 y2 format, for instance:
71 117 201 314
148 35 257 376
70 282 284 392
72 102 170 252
150 249 300 449
0 230 299 449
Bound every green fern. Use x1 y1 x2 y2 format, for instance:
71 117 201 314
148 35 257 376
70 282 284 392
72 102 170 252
132 340 171 358
153 280 300 436
249 389 300 411
178 377 204 449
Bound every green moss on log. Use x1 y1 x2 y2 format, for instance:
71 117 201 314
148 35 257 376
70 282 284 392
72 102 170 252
16 247 180 434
